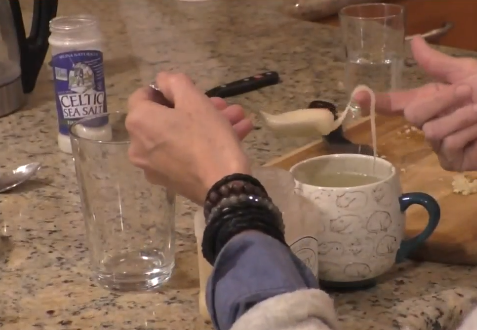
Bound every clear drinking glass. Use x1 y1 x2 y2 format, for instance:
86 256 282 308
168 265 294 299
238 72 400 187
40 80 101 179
252 167 321 278
339 3 405 116
70 112 176 292
252 167 296 212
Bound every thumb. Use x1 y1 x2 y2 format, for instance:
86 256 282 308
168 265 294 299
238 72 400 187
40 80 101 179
412 36 473 83
354 82 449 116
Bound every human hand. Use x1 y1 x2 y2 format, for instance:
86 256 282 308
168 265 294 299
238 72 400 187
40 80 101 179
355 36 477 171
209 96 254 140
126 72 252 204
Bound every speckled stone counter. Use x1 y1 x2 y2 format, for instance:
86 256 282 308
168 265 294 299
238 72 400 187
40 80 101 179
2 0 477 329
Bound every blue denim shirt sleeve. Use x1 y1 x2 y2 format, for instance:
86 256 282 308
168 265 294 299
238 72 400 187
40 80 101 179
206 231 319 330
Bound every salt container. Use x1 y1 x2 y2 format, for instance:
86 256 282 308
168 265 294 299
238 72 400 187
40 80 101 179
49 15 110 154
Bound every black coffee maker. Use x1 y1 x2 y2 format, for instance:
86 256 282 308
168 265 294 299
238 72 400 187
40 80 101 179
0 0 58 116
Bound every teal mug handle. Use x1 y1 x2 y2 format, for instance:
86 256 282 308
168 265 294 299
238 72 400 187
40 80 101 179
395 192 440 263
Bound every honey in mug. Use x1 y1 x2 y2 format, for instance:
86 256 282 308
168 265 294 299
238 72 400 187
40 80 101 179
301 172 380 188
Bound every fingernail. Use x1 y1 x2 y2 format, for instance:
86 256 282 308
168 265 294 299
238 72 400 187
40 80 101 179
455 84 472 98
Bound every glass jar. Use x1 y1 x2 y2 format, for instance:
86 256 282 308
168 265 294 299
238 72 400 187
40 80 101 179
49 15 108 154
253 167 321 278
70 112 176 292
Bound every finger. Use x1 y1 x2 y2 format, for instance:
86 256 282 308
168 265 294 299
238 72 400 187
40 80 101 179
210 97 228 111
354 89 415 116
221 104 246 126
354 82 447 116
411 36 477 83
405 84 472 128
155 72 210 110
126 100 173 133
127 143 149 169
423 102 477 143
128 87 155 110
439 124 477 171
232 118 254 141
144 169 166 185
127 86 175 121
126 97 176 146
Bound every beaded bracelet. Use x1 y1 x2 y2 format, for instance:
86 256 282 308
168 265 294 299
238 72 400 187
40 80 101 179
216 200 284 230
203 173 270 220
201 198 286 265
201 173 287 264
215 209 286 256
207 193 282 226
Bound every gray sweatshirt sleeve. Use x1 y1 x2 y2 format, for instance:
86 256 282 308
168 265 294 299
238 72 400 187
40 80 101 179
230 289 339 330
206 231 339 330
204 230 477 330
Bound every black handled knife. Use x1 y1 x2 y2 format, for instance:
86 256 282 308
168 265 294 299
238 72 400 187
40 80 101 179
205 71 280 98
308 100 374 156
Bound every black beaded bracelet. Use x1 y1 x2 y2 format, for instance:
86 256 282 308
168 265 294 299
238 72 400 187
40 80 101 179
207 193 283 226
215 210 286 256
203 212 284 265
215 200 285 232
201 199 285 265
206 173 267 199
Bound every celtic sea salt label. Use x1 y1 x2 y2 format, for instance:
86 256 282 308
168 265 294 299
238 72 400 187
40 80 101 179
52 50 107 135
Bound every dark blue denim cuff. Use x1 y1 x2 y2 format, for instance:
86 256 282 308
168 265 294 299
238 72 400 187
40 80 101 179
206 231 319 330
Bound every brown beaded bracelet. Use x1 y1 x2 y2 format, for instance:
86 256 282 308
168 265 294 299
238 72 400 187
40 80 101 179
203 173 270 221
207 193 284 231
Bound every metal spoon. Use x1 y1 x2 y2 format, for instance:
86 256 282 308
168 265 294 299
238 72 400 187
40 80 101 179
149 83 174 108
149 82 159 91
0 163 42 193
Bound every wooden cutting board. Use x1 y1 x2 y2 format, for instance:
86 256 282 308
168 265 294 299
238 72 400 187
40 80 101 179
265 115 477 265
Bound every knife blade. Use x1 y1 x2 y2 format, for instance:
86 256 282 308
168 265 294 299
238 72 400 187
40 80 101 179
308 100 374 156
205 71 280 98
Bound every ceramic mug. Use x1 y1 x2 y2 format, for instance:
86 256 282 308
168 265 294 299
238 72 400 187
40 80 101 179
290 154 440 289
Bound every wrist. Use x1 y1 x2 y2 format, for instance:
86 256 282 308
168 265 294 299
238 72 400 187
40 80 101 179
200 157 251 200
200 172 286 265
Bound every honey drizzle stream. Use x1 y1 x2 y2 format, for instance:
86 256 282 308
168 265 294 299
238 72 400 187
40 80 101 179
345 85 378 174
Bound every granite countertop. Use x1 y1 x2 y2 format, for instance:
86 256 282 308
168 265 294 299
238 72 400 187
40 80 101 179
2 0 477 329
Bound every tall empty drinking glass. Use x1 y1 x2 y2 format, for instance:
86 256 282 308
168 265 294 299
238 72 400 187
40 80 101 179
340 3 405 116
70 112 175 292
